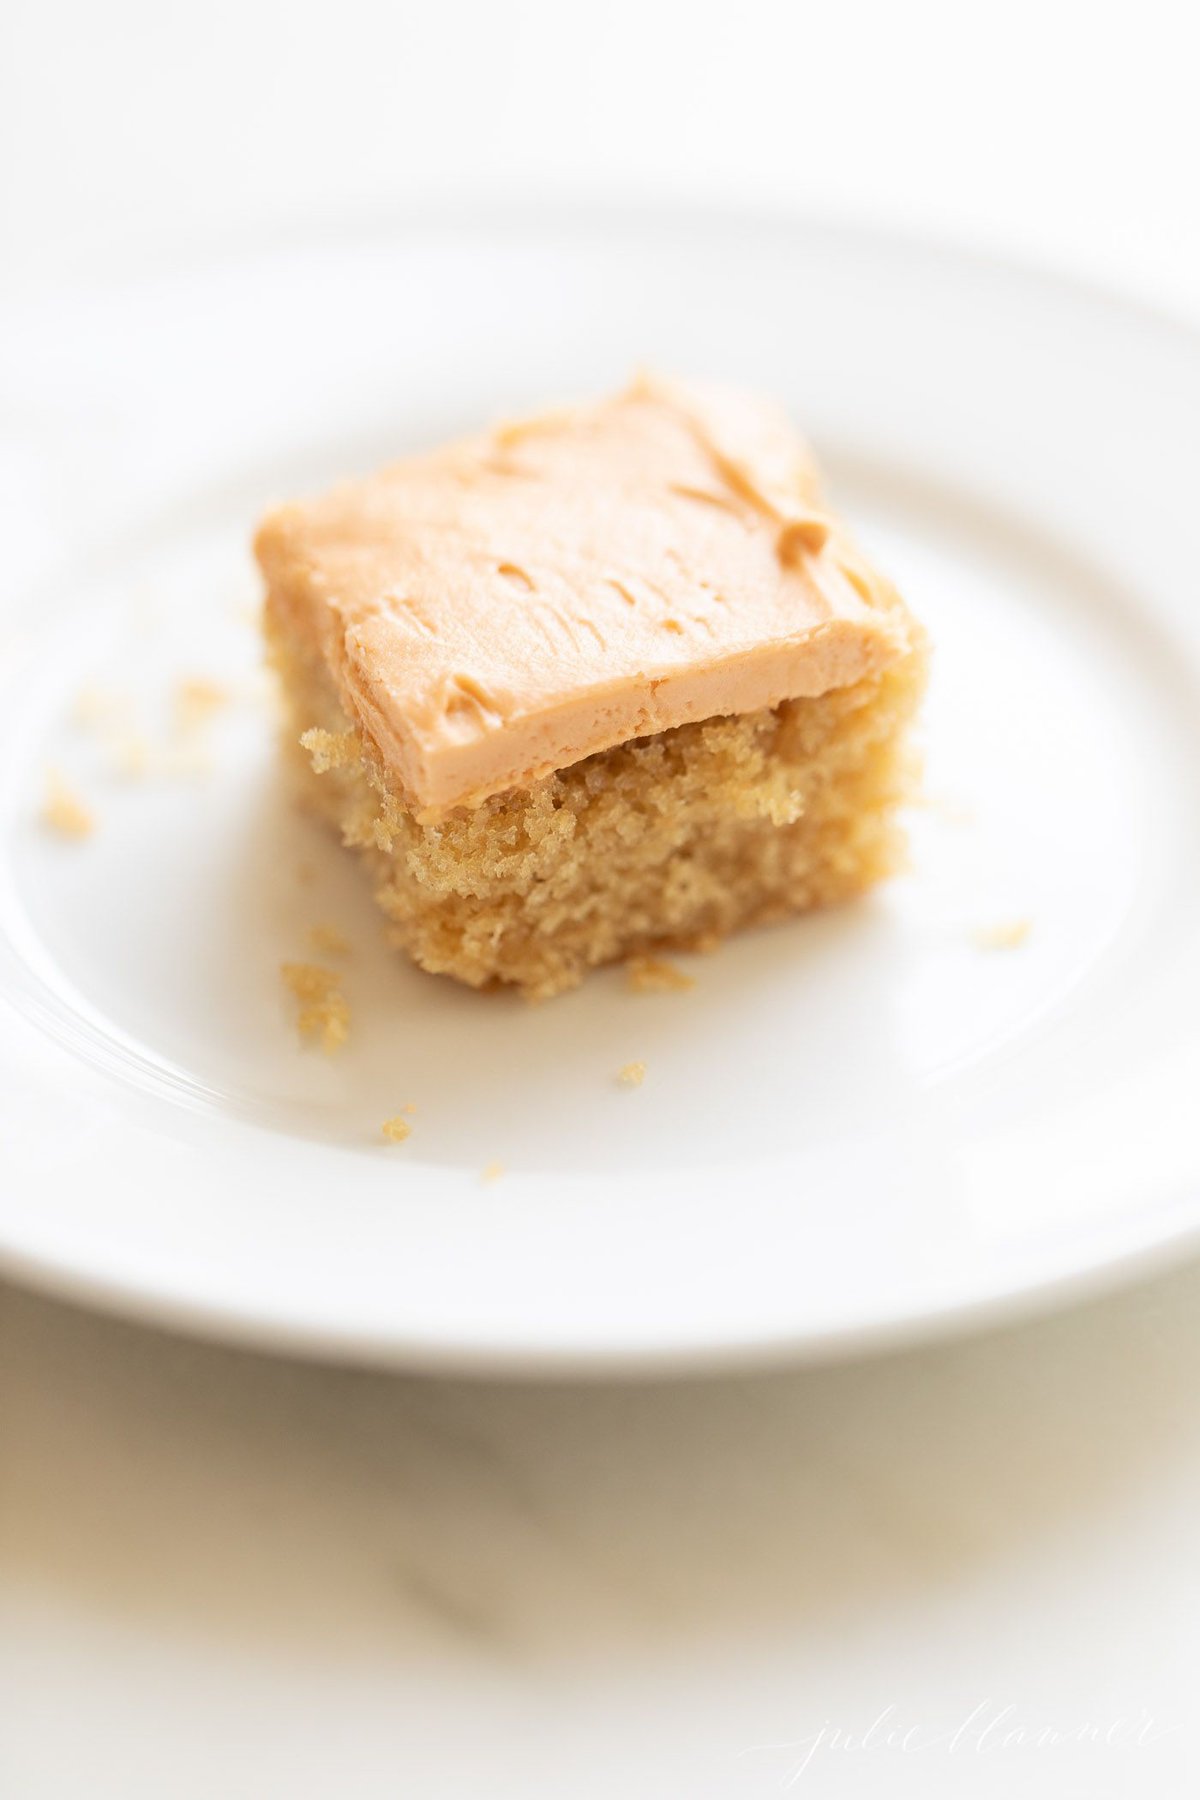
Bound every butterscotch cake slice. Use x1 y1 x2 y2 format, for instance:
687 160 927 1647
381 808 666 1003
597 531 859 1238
256 375 926 998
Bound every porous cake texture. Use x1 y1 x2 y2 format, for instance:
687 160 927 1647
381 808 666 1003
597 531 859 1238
257 376 926 998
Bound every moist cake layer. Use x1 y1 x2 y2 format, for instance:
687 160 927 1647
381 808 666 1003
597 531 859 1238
268 614 926 998
255 375 909 818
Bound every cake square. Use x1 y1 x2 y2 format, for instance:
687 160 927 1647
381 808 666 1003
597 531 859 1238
256 375 926 997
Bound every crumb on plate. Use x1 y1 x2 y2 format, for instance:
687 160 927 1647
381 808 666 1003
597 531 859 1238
299 726 358 773
71 687 148 777
174 677 231 733
617 1060 647 1087
308 922 351 957
42 770 93 839
280 960 350 1054
973 918 1032 951
626 956 695 994
920 791 975 826
72 677 220 779
111 729 153 779
481 1160 505 1183
71 685 127 729
381 1115 411 1143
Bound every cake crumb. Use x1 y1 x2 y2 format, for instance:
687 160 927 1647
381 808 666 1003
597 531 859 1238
308 923 350 957
72 687 148 777
71 685 126 729
689 931 722 956
627 955 695 994
617 1060 647 1087
973 918 1032 951
111 730 152 779
73 678 221 779
174 677 230 733
921 791 975 826
480 1160 505 1183
281 961 350 1054
300 726 358 773
381 1115 411 1144
42 770 93 839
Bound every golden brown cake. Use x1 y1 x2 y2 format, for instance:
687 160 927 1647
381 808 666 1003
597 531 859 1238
256 375 926 998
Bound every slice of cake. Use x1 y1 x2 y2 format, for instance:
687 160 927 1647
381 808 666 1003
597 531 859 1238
256 375 926 998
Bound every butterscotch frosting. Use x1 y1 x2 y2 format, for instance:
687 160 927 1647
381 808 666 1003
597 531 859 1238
256 375 910 817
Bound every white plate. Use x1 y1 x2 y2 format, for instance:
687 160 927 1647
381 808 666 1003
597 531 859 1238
2 206 1200 1375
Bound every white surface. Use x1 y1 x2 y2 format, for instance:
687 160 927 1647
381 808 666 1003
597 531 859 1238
3 0 1200 1792
3 0 1200 324
2 1276 1199 1797
4 215 1200 1373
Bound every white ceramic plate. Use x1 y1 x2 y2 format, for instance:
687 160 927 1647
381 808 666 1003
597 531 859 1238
2 207 1199 1375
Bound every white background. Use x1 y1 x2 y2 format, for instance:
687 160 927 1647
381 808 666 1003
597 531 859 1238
3 0 1200 319
3 1 1200 1794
